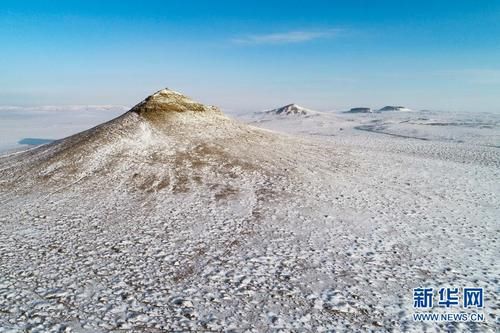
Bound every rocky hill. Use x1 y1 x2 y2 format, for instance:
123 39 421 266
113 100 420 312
378 105 411 112
264 103 318 116
0 89 315 196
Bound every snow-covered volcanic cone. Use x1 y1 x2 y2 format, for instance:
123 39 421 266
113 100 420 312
0 89 347 331
264 103 318 116
0 89 315 195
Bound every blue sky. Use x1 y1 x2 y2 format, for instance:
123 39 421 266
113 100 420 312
1 0 499 112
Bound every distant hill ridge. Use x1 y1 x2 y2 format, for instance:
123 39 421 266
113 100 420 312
264 103 318 116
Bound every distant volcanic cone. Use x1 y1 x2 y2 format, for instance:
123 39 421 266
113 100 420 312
264 103 318 116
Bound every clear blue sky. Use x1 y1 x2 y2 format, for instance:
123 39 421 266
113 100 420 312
1 0 499 112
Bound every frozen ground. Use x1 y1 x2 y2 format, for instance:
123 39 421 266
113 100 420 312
0 92 499 332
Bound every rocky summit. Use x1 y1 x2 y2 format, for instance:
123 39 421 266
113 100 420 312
131 88 221 116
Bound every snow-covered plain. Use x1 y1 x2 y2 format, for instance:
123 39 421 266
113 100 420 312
0 91 498 332
0 106 127 153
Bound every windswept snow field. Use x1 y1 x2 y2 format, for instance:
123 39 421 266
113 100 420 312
0 91 499 332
